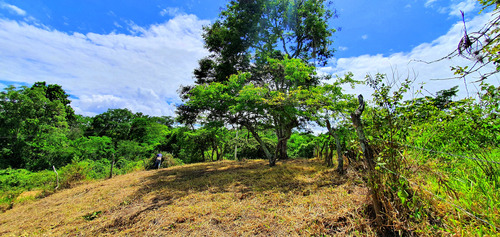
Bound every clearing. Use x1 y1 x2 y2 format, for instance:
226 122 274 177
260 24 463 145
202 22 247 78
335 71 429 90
0 159 376 236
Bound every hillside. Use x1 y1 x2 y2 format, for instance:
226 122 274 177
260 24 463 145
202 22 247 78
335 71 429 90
0 159 378 236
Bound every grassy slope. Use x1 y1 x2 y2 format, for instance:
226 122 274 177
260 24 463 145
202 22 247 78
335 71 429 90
0 159 377 236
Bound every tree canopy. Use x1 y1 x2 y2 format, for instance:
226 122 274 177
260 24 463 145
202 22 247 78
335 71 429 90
178 0 337 166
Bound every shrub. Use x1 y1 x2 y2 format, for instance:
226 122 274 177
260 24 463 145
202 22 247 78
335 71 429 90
59 160 92 187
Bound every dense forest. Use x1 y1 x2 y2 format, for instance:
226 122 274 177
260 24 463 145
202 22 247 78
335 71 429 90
1 0 499 235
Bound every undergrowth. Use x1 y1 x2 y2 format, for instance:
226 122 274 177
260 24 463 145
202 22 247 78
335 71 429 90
0 154 178 212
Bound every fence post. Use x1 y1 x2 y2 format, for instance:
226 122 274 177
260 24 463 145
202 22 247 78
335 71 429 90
52 165 59 191
350 95 383 225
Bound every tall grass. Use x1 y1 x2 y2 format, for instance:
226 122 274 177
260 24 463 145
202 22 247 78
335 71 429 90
407 147 500 234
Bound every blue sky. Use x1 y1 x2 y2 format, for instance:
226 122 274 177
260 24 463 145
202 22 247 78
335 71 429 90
0 0 498 116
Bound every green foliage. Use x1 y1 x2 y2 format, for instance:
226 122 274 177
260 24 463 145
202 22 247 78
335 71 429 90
31 81 76 123
287 132 315 158
181 57 329 165
191 0 335 85
72 136 114 161
90 108 134 140
235 130 277 160
180 0 337 165
362 73 428 229
116 140 151 161
82 210 102 221
0 168 54 191
357 71 500 234
0 83 71 170
165 127 208 163
0 168 54 210
148 153 184 169
59 160 93 186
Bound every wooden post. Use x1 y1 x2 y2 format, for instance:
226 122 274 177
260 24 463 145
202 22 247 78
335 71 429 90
52 165 59 190
350 95 383 225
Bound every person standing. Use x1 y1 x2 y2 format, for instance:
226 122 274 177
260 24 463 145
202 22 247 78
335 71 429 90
154 153 162 169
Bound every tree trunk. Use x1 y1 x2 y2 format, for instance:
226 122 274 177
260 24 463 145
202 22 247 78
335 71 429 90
327 142 334 167
275 137 290 160
325 120 345 173
216 143 222 161
323 143 329 164
234 129 238 160
274 119 296 161
334 130 343 174
351 95 382 226
245 124 275 166
319 141 326 160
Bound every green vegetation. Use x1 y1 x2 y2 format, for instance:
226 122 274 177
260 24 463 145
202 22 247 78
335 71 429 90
1 0 499 235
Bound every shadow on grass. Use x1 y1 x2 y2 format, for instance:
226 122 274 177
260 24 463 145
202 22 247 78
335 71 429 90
144 159 346 195
100 159 351 232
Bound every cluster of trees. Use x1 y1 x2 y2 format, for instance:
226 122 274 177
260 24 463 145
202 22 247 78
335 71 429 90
0 81 324 173
178 0 359 167
0 82 172 171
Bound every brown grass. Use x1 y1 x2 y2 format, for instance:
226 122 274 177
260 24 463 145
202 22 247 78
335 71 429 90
0 159 377 236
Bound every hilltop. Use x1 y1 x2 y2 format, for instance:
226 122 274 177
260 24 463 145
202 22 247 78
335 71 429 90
0 159 378 236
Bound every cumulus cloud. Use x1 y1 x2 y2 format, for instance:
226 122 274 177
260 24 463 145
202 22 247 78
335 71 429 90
324 12 499 100
0 14 210 116
361 34 368 40
0 2 26 16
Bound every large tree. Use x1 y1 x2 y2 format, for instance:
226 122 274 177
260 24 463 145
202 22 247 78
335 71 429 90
178 0 336 165
183 57 323 166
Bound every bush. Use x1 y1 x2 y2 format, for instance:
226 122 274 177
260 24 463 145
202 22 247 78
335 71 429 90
114 158 148 174
162 153 184 167
0 168 54 191
0 168 55 212
59 160 92 187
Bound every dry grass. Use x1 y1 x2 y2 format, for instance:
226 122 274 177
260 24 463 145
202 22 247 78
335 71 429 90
0 159 377 236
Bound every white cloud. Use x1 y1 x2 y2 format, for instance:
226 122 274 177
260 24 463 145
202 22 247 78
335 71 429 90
449 0 478 16
324 12 499 100
113 21 123 29
425 0 438 8
361 34 368 40
160 7 181 17
425 0 479 17
0 14 210 116
0 2 26 16
338 46 348 51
